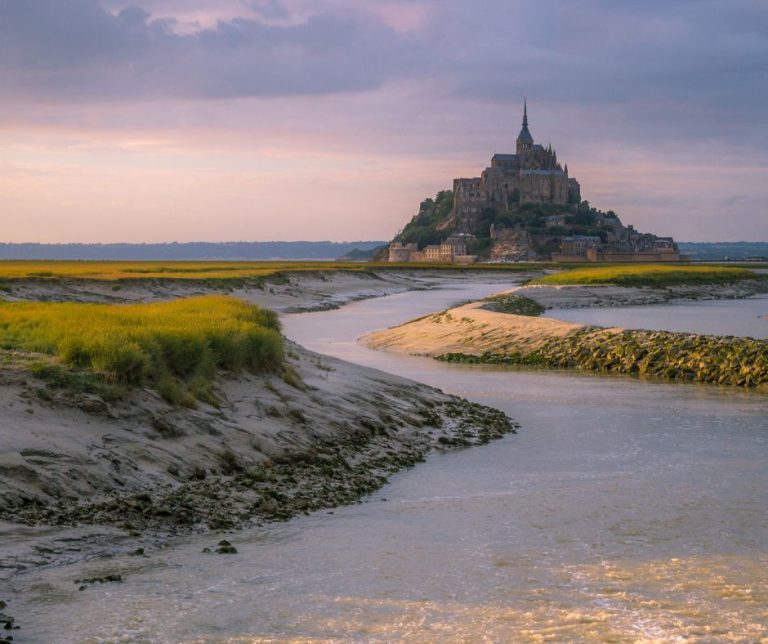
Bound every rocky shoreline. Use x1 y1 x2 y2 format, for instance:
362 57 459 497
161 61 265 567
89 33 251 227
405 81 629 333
21 396 513 530
364 294 768 388
1 375 515 535
0 342 516 534
437 329 768 387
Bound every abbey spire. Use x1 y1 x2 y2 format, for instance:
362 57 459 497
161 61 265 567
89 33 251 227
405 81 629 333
516 98 534 154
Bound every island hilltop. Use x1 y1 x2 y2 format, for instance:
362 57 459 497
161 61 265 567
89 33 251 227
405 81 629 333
388 101 679 263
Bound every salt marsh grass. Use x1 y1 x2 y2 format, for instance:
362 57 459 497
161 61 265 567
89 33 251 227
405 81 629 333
533 264 757 287
0 296 283 401
0 261 361 281
0 260 544 282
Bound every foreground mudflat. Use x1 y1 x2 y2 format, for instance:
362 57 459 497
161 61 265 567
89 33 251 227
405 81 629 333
0 272 520 583
0 339 515 532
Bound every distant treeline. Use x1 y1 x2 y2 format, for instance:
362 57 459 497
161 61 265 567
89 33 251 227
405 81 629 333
0 241 387 261
678 242 768 261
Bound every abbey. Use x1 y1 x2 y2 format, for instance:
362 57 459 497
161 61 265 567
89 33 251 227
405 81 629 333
451 101 581 232
387 99 679 264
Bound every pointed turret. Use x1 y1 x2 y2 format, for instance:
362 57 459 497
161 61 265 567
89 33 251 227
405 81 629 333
516 98 533 154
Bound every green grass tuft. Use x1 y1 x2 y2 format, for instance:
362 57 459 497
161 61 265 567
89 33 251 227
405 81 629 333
0 296 283 400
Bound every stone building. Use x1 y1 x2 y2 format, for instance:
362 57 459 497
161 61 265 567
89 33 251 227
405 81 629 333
552 234 680 263
561 235 602 255
543 214 566 227
388 235 477 264
388 242 418 263
452 101 581 232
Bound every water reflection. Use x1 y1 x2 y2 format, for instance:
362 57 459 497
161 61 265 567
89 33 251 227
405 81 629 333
548 295 768 339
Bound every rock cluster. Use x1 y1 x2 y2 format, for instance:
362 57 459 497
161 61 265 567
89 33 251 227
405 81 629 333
0 601 19 642
481 294 545 317
439 328 768 387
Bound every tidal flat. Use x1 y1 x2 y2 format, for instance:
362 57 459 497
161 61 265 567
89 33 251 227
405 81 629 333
1 265 767 641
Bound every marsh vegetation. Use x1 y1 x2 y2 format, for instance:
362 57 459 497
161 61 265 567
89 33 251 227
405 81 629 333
0 260 541 282
0 296 283 404
533 264 759 288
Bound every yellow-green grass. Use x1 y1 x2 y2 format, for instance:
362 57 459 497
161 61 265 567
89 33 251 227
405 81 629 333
0 296 283 402
0 260 356 281
532 264 759 288
0 260 549 282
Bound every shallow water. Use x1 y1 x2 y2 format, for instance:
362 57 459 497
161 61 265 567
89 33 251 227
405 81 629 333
7 281 768 642
549 295 768 338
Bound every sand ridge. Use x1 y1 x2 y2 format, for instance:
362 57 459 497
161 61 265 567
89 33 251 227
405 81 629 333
362 300 593 357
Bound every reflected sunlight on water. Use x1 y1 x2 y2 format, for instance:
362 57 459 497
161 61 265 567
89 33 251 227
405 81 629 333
188 554 768 643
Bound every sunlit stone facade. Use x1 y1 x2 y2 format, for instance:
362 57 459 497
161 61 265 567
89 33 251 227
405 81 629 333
452 101 581 233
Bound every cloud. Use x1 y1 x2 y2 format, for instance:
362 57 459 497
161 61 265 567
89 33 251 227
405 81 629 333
2 0 766 128
0 0 418 100
246 0 291 22
1 0 766 242
416 0 768 145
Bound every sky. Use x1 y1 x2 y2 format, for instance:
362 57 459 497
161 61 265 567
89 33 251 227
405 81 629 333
0 0 766 243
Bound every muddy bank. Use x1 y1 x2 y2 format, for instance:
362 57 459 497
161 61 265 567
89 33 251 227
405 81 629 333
3 269 765 313
0 268 530 313
0 340 515 532
512 278 768 310
363 301 768 387
0 270 525 586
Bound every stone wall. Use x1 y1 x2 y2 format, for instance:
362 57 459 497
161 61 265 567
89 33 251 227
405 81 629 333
552 250 681 263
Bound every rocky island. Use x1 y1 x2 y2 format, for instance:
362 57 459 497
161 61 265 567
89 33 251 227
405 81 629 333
386 102 679 264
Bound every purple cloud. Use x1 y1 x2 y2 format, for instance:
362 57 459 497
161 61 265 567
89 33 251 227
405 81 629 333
0 0 766 243
0 0 418 99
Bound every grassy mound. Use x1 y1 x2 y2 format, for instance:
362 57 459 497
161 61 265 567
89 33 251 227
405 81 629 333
0 296 283 402
482 294 545 316
532 264 758 288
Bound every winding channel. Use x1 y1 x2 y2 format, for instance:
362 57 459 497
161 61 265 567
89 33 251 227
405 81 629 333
11 279 768 641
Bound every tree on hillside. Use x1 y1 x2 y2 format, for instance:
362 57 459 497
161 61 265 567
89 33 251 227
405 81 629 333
396 189 455 248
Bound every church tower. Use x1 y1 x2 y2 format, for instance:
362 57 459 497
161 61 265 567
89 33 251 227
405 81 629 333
516 99 533 155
